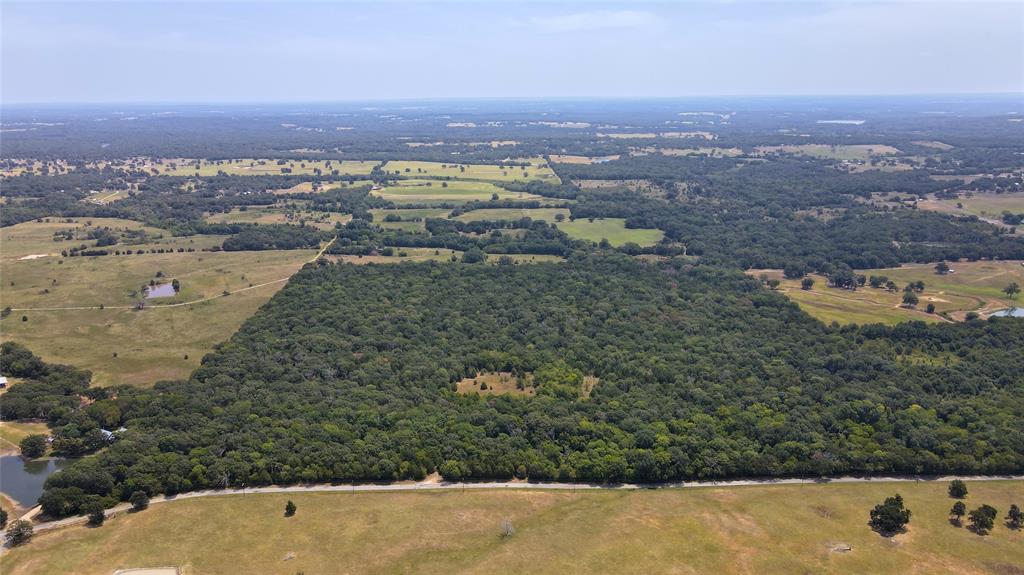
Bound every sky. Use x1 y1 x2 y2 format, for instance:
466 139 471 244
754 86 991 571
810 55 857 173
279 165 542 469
2 0 1022 103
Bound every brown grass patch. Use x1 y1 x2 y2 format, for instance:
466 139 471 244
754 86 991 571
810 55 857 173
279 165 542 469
457 372 535 397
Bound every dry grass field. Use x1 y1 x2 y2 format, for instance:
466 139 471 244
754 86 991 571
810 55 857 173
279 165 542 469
384 158 559 184
2 481 1020 575
370 180 544 204
754 144 901 161
1 218 315 386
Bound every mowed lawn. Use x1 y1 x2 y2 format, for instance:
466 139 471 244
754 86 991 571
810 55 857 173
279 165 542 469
3 481 1021 575
385 158 560 184
371 180 543 205
755 260 1024 325
555 218 663 247
1 219 315 386
453 207 570 223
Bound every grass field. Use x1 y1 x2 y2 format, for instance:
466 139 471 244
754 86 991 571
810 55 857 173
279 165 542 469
204 206 351 230
452 207 570 223
0 421 49 452
139 159 379 177
371 180 543 205
555 218 664 247
1 219 314 386
754 144 901 161
919 192 1024 221
384 158 559 183
368 208 451 231
2 481 1020 575
754 260 1024 325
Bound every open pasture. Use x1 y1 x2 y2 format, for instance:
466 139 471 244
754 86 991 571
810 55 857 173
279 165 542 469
452 207 570 223
918 192 1024 222
754 144 900 161
139 159 379 177
384 159 559 183
2 481 1020 575
754 260 1024 325
1 219 315 386
555 218 663 247
205 205 351 230
371 180 543 205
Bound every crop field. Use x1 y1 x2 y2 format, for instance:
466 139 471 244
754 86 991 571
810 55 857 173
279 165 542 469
384 158 560 183
918 192 1024 221
205 206 351 230
3 481 1020 575
754 144 901 161
139 159 379 177
1 219 315 386
452 207 570 223
555 218 664 247
371 180 544 205
755 260 1024 325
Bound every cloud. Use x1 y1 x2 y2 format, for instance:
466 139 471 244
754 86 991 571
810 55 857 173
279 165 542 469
529 10 661 33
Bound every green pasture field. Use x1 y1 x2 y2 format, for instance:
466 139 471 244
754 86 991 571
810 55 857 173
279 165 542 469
384 158 560 183
204 205 351 230
2 481 1020 575
141 159 379 177
555 218 664 247
919 192 1024 221
371 180 544 205
756 260 1024 325
368 208 451 231
452 207 570 223
754 144 901 161
0 218 315 386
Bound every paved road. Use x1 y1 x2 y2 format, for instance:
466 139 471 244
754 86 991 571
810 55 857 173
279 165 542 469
17 473 1024 537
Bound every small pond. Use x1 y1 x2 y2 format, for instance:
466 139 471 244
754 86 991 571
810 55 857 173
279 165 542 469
145 283 176 298
0 455 70 508
990 307 1024 318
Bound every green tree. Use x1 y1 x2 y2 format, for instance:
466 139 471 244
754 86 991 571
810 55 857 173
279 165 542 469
461 248 487 264
285 500 297 517
1004 282 1021 299
766 279 781 290
19 434 48 459
948 479 968 499
85 503 105 526
968 504 997 534
5 520 32 546
902 291 919 307
934 261 950 274
171 278 181 293
801 277 815 290
950 501 966 525
129 490 150 511
869 494 911 535
1007 504 1022 530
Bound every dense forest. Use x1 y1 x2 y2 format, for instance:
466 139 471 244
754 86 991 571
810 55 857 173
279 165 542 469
28 258 1024 516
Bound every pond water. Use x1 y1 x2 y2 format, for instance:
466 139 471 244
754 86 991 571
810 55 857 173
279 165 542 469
145 283 176 298
990 307 1024 317
0 455 69 508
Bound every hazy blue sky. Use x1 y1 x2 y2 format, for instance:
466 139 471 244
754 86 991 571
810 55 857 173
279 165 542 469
2 1 1022 103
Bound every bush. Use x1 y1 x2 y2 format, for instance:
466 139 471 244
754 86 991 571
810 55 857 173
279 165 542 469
948 479 968 499
284 500 296 517
5 520 33 546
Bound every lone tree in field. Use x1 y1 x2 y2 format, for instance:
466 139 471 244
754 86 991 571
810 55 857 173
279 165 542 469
1004 282 1021 299
19 434 47 459
5 520 33 546
948 479 968 499
801 277 815 290
129 491 150 511
934 261 950 274
902 291 919 307
172 278 181 293
869 494 911 535
950 501 966 525
500 518 515 538
1007 504 1023 530
968 504 998 534
285 500 297 517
